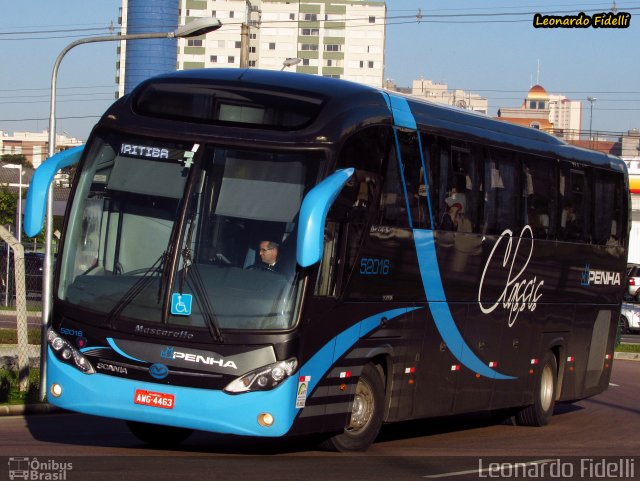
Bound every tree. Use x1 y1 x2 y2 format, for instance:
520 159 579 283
0 187 17 228
0 154 32 169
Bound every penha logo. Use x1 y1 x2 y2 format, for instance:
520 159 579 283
581 264 621 287
533 11 631 29
160 346 238 370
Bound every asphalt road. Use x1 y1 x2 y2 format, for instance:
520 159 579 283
0 311 42 329
0 360 638 481
621 332 640 344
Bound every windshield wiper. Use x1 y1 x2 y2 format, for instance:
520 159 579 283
179 211 224 343
102 252 167 330
185 263 224 343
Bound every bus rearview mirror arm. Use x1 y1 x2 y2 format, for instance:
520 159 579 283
297 168 355 268
24 145 84 238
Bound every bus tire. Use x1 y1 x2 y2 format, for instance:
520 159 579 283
516 351 557 427
126 420 193 447
319 363 385 452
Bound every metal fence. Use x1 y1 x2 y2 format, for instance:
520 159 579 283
0 235 40 396
0 244 43 311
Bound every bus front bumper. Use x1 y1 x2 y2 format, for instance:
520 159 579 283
46 349 301 437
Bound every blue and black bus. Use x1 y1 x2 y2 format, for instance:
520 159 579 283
25 69 629 451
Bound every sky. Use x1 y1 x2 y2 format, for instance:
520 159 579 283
0 0 639 142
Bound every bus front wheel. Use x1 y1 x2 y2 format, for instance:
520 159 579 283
126 420 193 447
320 363 385 452
516 351 557 427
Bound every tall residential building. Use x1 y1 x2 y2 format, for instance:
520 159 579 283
117 0 387 96
548 94 582 140
408 78 488 114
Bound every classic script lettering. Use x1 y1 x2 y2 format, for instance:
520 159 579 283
478 225 544 327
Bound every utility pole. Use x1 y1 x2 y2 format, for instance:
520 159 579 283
240 23 250 68
240 0 257 68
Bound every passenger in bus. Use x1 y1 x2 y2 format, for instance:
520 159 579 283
560 205 580 240
247 240 283 273
441 204 461 231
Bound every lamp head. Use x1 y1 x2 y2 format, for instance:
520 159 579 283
174 17 222 38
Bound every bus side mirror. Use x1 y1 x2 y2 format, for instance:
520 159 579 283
297 168 354 267
24 145 84 237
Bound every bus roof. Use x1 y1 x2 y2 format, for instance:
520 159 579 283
118 69 624 174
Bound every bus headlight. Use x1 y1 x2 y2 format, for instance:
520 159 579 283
224 358 298 394
47 329 95 375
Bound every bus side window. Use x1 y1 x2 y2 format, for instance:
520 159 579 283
483 149 520 236
593 170 624 246
559 163 591 243
522 155 557 239
314 126 389 297
314 220 342 297
395 130 430 229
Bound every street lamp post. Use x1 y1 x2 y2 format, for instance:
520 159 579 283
41 17 222 398
2 163 23 243
587 96 597 149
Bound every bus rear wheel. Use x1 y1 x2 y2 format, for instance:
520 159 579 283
320 363 385 452
126 420 193 447
516 351 557 427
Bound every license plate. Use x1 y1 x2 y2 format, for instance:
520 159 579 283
134 389 175 409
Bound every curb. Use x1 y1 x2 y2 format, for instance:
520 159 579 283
614 351 640 361
0 403 63 416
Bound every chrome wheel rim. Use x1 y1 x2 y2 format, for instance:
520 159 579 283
347 377 374 433
540 364 554 412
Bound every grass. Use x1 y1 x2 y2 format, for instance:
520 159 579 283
0 304 42 312
0 328 41 344
615 343 640 353
0 368 41 405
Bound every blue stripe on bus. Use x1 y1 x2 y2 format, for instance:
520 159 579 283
380 92 418 130
413 229 516 380
48 308 418 437
106 338 145 363
416 133 435 229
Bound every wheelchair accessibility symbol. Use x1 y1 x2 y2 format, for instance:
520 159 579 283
171 293 193 316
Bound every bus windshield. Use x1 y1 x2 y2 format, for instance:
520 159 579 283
58 132 322 331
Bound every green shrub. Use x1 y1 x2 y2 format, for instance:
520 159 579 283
0 368 40 404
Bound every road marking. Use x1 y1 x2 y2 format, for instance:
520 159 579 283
423 459 556 478
609 383 619 387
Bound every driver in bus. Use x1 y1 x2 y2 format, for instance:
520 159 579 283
247 240 283 273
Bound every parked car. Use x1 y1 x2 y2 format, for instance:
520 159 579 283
620 302 640 334
626 264 640 302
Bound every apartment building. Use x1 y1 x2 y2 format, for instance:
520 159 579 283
0 130 83 169
408 78 488 114
118 0 387 95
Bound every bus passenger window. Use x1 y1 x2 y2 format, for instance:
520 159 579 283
395 131 430 229
559 163 591 243
314 221 341 297
593 171 624 246
379 146 409 228
437 142 482 233
522 156 557 239
483 149 520 236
